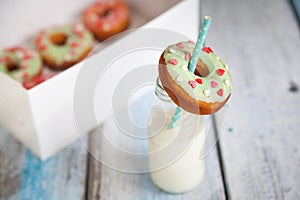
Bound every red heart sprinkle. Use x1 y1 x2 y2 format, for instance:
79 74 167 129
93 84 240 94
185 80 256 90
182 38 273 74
169 59 177 65
217 89 223 96
4 56 11 62
39 44 47 50
189 80 196 88
211 81 218 88
71 42 80 48
195 78 203 84
23 55 33 60
203 47 213 53
23 73 29 79
217 69 225 76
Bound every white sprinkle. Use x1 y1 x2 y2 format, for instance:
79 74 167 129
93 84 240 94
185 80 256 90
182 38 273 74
103 23 111 32
75 24 84 32
169 48 176 53
181 64 188 71
90 14 98 22
224 64 229 70
216 57 220 60
203 27 207 30
64 54 72 62
176 75 184 83
16 51 24 59
224 79 230 87
203 89 210 97
202 36 205 39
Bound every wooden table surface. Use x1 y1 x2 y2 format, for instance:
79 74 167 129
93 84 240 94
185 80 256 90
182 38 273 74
1 0 300 199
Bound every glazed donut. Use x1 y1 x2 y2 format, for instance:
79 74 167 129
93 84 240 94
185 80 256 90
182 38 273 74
158 41 232 115
82 0 130 41
35 24 93 70
0 46 42 83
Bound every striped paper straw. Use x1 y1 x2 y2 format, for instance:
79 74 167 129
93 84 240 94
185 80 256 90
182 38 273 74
169 16 212 129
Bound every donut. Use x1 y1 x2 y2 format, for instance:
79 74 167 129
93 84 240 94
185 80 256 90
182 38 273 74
82 0 130 41
158 41 232 115
0 46 42 83
35 24 93 70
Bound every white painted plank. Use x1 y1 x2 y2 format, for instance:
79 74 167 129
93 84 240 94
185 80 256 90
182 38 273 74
202 0 300 199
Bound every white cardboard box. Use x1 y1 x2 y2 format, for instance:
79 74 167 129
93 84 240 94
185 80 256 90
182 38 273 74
0 0 199 160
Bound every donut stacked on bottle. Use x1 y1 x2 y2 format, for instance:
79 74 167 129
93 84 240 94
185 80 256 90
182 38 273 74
159 41 232 115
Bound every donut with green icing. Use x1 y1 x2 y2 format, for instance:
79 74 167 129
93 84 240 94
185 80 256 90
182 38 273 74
0 46 42 83
158 41 232 115
35 24 93 70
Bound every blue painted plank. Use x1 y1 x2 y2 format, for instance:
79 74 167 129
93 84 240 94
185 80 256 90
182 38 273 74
18 139 88 200
0 128 88 200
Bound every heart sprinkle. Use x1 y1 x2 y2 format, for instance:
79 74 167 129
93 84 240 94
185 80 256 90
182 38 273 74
185 52 191 61
203 89 210 97
21 63 28 69
211 81 218 88
202 47 213 53
169 59 177 65
189 80 196 88
195 78 203 84
169 48 176 53
217 89 223 96
181 64 188 71
217 69 225 76
176 42 185 48
224 79 230 87
176 75 184 83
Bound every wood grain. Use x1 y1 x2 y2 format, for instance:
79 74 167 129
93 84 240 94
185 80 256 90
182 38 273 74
202 0 300 199
0 128 26 200
86 1 227 199
0 128 88 200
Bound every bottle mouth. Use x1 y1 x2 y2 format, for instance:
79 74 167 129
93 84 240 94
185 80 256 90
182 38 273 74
155 77 172 102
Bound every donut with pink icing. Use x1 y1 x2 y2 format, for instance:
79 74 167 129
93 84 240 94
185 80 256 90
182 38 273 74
82 0 130 41
159 41 232 115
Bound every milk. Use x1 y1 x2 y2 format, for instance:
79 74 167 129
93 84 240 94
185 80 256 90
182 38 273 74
148 109 206 193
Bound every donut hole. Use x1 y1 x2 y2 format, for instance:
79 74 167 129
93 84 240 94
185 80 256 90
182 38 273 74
50 33 68 46
99 9 114 18
6 61 19 71
194 59 209 77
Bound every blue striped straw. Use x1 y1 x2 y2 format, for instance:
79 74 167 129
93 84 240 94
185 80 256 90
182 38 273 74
169 16 212 129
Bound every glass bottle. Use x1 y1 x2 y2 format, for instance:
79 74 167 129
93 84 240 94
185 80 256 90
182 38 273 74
147 77 206 193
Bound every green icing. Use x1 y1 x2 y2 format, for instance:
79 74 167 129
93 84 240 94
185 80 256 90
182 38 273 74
0 49 41 82
38 24 93 65
163 41 232 103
